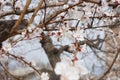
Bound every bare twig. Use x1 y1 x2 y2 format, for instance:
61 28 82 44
7 52 41 75
38 1 83 29
0 62 19 79
0 0 68 18
97 48 120 80
43 0 47 24
10 0 31 34
28 0 44 25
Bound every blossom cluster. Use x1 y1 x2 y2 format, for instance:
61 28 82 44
54 56 88 80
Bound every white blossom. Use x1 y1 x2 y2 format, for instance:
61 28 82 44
80 44 87 53
2 43 12 52
40 72 49 80
21 30 27 37
0 0 117 79
63 4 69 9
27 27 32 33
73 29 84 41
27 24 36 32
55 58 88 80
15 0 23 10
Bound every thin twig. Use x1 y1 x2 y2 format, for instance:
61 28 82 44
0 62 19 79
38 1 83 29
28 0 44 25
10 0 31 34
43 0 47 24
7 52 41 75
0 0 68 18
97 48 120 80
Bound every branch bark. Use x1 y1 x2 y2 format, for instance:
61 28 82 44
0 0 68 18
40 32 70 68
97 48 120 80
10 0 31 34
28 0 44 25
0 19 28 43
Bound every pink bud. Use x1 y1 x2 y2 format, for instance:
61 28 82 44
29 62 32 66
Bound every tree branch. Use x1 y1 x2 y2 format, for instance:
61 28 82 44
97 48 120 80
10 0 31 34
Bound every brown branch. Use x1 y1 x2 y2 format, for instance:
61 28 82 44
0 0 68 18
48 14 120 24
0 19 28 43
83 0 101 5
0 62 19 79
38 1 83 29
49 18 78 24
40 32 70 68
42 22 120 32
40 32 105 69
10 0 31 34
0 0 119 18
45 1 82 24
83 0 120 7
43 0 47 24
89 6 97 28
28 0 44 25
97 48 120 80
12 0 17 13
7 52 41 76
